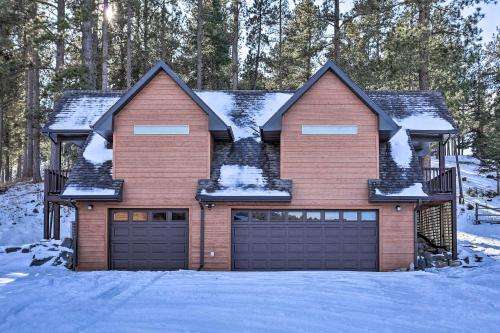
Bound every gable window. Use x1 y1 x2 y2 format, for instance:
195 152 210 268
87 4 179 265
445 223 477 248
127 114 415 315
134 125 189 135
302 125 358 135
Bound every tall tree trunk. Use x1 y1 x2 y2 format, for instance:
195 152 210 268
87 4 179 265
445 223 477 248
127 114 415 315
55 0 65 72
418 2 430 90
81 0 96 89
333 0 340 62
101 0 110 90
142 0 149 71
252 3 263 90
231 0 239 90
32 51 41 182
16 153 22 180
0 102 3 182
196 0 204 89
22 16 33 180
277 0 284 89
126 0 132 88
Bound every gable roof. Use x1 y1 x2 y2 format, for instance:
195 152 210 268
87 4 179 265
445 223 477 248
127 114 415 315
261 61 400 140
92 60 232 141
367 91 457 135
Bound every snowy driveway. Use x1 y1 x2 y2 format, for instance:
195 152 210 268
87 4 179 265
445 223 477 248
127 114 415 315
1 260 500 333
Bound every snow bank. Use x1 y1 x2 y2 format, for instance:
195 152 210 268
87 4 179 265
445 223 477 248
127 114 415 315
389 129 412 168
219 165 265 188
83 134 112 164
201 188 290 197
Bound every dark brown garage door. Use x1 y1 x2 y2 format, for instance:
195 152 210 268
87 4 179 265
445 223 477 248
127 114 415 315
232 209 378 271
110 209 188 270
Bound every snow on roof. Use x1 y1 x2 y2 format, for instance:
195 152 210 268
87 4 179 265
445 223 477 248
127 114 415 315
196 91 292 141
389 129 412 168
219 165 265 188
83 134 113 165
200 188 291 197
367 91 456 132
375 183 427 197
46 92 122 131
62 185 116 197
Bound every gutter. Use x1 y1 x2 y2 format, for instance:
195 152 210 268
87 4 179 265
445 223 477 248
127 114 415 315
413 200 422 270
68 201 79 271
197 199 205 271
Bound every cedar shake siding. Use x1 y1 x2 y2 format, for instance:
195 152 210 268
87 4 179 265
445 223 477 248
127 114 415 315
77 71 209 270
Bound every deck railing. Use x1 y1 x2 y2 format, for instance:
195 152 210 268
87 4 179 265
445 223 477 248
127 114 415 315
44 169 70 195
422 167 455 194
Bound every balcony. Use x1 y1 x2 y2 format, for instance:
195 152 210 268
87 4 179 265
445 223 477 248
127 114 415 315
44 169 70 196
422 167 456 196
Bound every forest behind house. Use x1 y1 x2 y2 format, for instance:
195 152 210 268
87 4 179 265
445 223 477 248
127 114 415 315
0 0 498 190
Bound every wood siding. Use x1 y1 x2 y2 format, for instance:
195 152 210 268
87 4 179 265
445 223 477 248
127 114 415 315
77 70 415 272
77 71 209 270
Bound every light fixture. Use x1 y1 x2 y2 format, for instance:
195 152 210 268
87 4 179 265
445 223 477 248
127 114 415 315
204 203 216 209
87 204 94 211
395 205 401 212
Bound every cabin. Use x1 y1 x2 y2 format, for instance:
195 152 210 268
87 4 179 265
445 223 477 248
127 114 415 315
42 60 457 271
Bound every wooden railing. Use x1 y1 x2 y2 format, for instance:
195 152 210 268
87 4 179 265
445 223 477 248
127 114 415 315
422 168 455 194
44 169 70 195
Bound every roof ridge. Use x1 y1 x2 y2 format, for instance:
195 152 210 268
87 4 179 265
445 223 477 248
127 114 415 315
63 90 127 95
367 90 442 94
195 89 295 93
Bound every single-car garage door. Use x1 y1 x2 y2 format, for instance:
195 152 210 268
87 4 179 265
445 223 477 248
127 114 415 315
232 209 378 271
110 209 188 270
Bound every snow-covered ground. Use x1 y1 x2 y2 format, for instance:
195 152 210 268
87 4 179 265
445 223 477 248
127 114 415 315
0 158 499 332
0 182 74 246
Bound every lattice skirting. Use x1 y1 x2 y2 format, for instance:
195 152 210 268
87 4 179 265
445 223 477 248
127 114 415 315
417 201 453 251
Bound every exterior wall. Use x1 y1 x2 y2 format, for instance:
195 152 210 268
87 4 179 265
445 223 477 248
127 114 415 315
76 70 415 272
77 71 209 270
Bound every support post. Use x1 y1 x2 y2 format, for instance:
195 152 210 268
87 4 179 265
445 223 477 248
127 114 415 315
43 169 50 239
50 137 62 239
451 167 457 259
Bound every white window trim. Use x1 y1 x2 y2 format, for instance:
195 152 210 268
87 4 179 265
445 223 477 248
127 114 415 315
301 125 358 135
134 125 190 135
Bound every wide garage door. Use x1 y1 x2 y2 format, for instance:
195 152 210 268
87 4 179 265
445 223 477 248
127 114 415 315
232 209 378 271
110 209 188 270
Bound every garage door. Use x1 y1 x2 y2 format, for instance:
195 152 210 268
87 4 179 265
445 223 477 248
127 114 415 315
110 209 188 270
232 209 378 271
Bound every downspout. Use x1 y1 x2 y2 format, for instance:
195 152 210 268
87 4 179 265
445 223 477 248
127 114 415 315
197 199 205 271
413 200 422 270
68 201 79 271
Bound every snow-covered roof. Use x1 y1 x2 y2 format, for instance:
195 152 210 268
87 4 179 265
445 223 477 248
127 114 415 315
44 91 124 132
61 132 123 200
367 91 456 133
195 91 293 141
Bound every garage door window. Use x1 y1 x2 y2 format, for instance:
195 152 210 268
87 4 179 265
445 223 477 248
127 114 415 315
306 211 321 221
361 211 377 221
270 211 285 221
324 211 340 222
113 211 128 221
233 211 249 222
251 211 268 221
343 211 358 222
152 212 167 221
172 211 187 221
287 211 304 221
132 211 148 222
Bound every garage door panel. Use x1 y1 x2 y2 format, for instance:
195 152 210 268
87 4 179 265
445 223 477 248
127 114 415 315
110 209 188 271
232 209 378 271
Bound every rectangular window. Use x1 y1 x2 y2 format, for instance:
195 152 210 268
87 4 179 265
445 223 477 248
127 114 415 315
306 211 321 222
152 212 167 222
287 211 304 222
302 125 358 135
361 211 377 221
134 125 189 135
113 211 128 222
251 211 268 222
233 211 249 222
171 211 187 221
343 211 359 222
132 211 148 222
270 211 285 221
324 211 340 222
